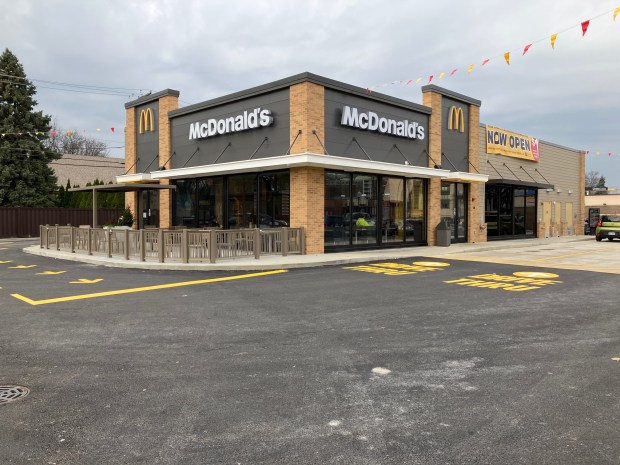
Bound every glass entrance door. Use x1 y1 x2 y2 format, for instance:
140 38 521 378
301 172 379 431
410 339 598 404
440 182 467 243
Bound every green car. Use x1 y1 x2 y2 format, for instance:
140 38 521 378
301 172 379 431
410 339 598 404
595 214 620 241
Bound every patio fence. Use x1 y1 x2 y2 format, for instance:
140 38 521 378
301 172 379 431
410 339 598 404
39 225 305 263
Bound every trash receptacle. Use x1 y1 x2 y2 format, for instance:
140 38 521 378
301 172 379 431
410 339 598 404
436 220 451 247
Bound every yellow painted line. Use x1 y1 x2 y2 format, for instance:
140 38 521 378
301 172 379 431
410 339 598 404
9 265 37 269
531 250 595 262
11 269 288 306
69 278 103 284
36 271 67 275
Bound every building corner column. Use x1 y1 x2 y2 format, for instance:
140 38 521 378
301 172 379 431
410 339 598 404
422 91 443 245
158 95 179 229
124 107 138 228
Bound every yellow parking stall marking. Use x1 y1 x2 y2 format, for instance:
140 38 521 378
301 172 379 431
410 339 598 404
344 261 448 276
411 261 450 267
11 269 289 306
70 278 103 284
612 357 620 362
0 248 7 251
513 271 559 279
0 260 14 264
36 271 67 275
8 265 37 269
444 271 562 292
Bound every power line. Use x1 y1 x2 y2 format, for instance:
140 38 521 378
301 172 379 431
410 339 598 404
0 70 148 93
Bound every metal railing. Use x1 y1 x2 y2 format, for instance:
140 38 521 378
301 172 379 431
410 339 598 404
40 225 305 263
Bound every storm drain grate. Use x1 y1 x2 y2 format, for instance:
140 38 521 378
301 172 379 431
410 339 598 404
0 386 30 405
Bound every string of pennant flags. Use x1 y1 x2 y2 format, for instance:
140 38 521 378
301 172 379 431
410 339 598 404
365 6 620 92
364 6 620 159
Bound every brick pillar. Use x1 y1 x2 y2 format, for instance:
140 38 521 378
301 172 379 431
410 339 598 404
157 95 178 229
467 104 486 243
422 91 443 245
289 82 325 154
125 107 138 228
290 167 324 254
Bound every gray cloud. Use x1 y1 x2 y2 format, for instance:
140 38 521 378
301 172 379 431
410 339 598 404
1 0 618 186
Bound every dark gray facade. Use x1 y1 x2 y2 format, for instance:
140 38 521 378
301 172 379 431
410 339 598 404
135 101 159 173
168 89 290 168
324 89 430 167
441 96 469 172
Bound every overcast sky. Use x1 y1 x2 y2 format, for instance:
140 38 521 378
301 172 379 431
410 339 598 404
2 0 619 188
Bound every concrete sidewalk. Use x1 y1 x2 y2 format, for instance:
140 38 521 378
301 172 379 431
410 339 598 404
23 235 593 271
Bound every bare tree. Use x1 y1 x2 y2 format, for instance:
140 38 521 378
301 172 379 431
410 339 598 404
585 170 602 191
43 122 109 157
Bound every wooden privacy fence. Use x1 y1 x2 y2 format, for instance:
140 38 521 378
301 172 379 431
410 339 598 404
40 225 305 263
0 208 123 238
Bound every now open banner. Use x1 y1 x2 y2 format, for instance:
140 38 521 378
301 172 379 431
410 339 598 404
486 125 540 162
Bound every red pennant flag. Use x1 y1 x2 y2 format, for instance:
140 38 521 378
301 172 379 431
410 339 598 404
450 69 458 76
581 20 590 36
110 127 115 133
405 79 413 86
585 150 590 155
609 152 612 157
50 131 56 137
523 44 532 55
428 75 433 84
481 59 490 66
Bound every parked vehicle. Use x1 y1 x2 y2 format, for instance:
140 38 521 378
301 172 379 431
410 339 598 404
595 214 620 241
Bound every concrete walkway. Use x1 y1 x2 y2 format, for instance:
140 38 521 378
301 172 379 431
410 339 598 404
23 235 594 271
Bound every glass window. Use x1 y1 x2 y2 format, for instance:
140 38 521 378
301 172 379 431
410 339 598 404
513 188 525 235
174 179 197 227
485 186 499 237
440 182 456 239
381 177 404 243
197 177 223 228
352 174 378 245
259 171 290 228
324 171 350 246
227 174 257 229
406 179 425 242
499 186 513 236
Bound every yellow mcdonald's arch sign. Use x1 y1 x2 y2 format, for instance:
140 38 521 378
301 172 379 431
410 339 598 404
139 108 155 134
448 105 464 133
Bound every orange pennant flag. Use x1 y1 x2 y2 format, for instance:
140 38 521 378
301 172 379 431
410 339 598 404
550 33 558 49
504 52 510 65
614 7 620 21
467 64 474 74
523 44 532 55
581 20 590 36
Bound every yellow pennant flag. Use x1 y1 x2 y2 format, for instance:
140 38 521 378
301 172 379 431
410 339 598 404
438 72 445 80
504 52 510 65
550 33 558 49
467 64 474 74
614 7 620 21
415 77 422 84
66 130 72 136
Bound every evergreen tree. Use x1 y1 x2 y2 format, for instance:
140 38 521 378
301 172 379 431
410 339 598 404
0 48 60 206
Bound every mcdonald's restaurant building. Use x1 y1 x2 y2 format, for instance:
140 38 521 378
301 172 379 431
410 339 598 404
118 73 585 254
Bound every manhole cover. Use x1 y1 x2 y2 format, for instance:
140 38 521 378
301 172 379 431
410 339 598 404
0 386 30 405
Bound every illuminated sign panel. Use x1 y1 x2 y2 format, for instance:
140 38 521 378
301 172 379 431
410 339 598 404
188 108 273 140
340 105 425 140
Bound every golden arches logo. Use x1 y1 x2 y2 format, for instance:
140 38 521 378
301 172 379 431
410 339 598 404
139 108 155 134
448 106 465 133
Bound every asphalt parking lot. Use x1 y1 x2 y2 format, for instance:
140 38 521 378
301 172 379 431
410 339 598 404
1 238 619 464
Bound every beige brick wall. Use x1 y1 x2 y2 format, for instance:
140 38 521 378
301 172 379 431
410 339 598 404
157 95 178 229
125 107 137 225
289 82 325 154
467 104 486 243
290 167 325 254
422 92 443 245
